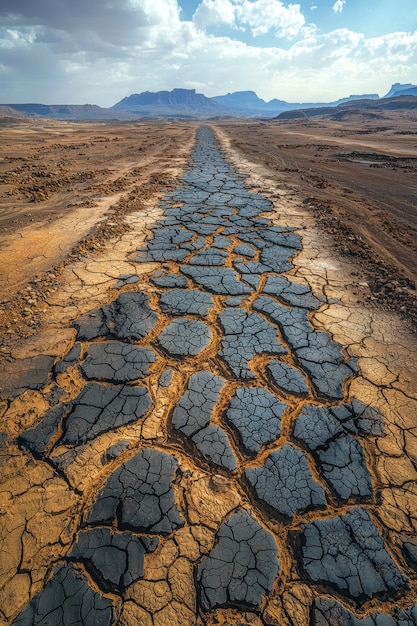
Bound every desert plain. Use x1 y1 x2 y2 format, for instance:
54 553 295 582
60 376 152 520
0 110 417 625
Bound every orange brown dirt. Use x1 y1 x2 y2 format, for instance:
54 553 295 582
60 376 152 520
0 120 196 344
216 111 417 327
1 117 417 625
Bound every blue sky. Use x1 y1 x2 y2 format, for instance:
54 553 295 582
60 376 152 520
1 0 416 105
180 0 417 43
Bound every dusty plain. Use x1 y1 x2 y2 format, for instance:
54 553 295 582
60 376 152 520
0 112 417 625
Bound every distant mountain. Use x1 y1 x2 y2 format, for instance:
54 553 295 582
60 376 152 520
212 90 379 116
112 88 227 116
275 95 417 120
330 93 379 105
4 93 383 120
0 105 28 118
2 103 131 120
2 84 416 121
384 83 417 98
212 91 268 111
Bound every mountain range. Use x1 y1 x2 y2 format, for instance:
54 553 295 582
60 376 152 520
111 88 382 117
2 83 417 120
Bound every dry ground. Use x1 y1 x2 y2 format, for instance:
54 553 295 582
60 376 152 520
217 111 417 326
1 116 417 624
1 113 416 334
0 119 196 343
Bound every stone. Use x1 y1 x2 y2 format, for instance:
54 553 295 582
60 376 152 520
188 248 229 266
293 402 382 449
115 274 140 288
218 308 286 379
266 359 310 395
234 244 257 258
61 383 152 445
157 318 212 358
313 597 396 625
69 528 158 591
54 343 82 374
19 403 71 458
257 228 301 249
1 355 55 399
192 424 237 470
234 261 271 275
246 444 326 518
259 245 294 273
197 509 280 610
225 386 286 454
212 235 232 249
159 368 174 388
253 297 354 399
150 273 188 288
86 448 184 534
294 403 375 501
181 265 252 296
80 342 157 382
315 435 373 501
171 371 226 436
12 563 114 625
299 507 408 600
106 440 130 460
262 275 322 310
402 540 417 572
74 291 157 341
159 289 213 317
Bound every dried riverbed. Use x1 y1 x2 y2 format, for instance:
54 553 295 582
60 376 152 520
1 123 417 625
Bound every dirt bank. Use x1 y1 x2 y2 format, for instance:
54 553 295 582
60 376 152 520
216 112 417 327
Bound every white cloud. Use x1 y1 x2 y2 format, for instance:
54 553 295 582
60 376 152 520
0 0 416 106
193 0 236 29
236 0 306 38
193 0 306 39
333 0 346 13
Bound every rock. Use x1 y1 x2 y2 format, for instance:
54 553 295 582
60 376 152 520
157 318 212 358
69 528 158 591
159 289 213 317
197 509 280 610
218 308 286 379
80 342 157 382
298 507 408 601
225 386 286 454
246 444 327 518
266 359 310 395
74 291 157 341
12 563 114 625
86 448 184 534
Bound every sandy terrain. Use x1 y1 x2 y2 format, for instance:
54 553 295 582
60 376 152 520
0 116 417 625
218 111 417 326
0 119 196 342
1 113 416 333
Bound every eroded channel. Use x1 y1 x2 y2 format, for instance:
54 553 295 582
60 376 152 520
1 126 417 625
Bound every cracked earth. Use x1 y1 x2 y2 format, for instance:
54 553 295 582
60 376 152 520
1 123 417 625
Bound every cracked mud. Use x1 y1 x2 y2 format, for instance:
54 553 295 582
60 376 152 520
1 125 417 625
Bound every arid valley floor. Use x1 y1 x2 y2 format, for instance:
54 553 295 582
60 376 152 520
1 112 417 625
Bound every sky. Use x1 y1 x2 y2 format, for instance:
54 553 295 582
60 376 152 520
1 0 416 106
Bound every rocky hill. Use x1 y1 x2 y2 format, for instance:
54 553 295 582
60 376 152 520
212 90 379 115
112 88 227 116
2 83 416 120
275 95 417 120
1 103 133 120
384 83 417 98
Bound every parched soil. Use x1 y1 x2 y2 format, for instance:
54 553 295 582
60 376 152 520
1 117 417 626
216 111 417 327
0 119 197 342
1 114 417 335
